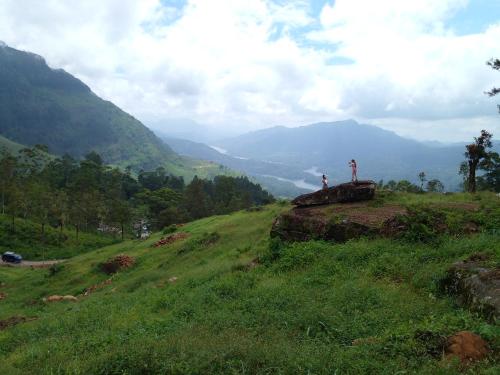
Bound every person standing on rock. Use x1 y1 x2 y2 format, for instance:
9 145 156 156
322 174 328 190
349 159 358 182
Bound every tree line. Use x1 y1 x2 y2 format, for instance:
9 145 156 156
0 146 274 239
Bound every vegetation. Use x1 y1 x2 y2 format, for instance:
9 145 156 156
0 214 117 260
0 45 179 171
0 146 274 259
0 193 499 373
460 130 498 193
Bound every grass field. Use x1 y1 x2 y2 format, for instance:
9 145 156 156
0 193 499 374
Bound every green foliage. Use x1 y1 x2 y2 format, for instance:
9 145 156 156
0 146 274 259
162 224 178 235
0 201 499 373
0 214 116 259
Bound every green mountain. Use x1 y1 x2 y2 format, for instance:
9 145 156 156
214 120 499 191
0 44 175 171
161 136 310 197
0 134 24 154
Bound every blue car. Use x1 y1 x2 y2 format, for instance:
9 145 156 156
1 251 22 264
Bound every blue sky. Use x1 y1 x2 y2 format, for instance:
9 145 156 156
1 0 499 141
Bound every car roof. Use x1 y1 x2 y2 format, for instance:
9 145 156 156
4 251 15 255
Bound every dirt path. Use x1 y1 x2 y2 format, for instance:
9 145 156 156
0 259 65 268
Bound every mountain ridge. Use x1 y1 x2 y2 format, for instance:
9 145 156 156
0 44 175 171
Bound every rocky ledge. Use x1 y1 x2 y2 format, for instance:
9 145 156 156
292 180 376 207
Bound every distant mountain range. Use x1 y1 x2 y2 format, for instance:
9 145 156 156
162 120 499 195
0 44 229 181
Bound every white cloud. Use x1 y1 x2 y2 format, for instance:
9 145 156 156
0 0 499 141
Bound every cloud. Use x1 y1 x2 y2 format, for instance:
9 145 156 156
0 0 499 141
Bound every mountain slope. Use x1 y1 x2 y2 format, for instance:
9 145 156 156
0 134 24 154
215 120 476 190
0 193 499 373
0 45 174 171
162 136 310 197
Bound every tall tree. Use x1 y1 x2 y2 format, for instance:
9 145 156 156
426 179 444 193
418 172 426 191
460 130 494 193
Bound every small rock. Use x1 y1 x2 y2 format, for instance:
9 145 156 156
445 331 490 364
44 295 63 302
168 276 178 283
62 295 78 302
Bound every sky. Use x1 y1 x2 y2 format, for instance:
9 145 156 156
0 0 499 142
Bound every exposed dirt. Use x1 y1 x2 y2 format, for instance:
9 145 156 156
296 202 408 227
0 292 6 300
445 331 490 364
101 254 135 275
152 232 189 248
83 278 113 296
0 259 65 268
0 316 37 331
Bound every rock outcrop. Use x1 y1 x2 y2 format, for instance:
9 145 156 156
441 253 499 321
271 201 407 243
292 180 376 207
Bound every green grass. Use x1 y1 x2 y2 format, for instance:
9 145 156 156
0 194 499 374
0 214 119 260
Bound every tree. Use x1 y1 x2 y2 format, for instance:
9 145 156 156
486 58 500 112
418 172 426 191
460 130 494 193
426 179 444 193
0 150 17 214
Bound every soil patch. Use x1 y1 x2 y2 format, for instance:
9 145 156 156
152 232 189 247
101 254 136 275
0 316 37 331
83 278 113 296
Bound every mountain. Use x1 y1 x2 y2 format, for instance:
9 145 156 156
0 134 25 154
162 136 310 197
212 120 495 191
0 44 176 171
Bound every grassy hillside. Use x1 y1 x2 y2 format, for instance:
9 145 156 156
162 136 310 197
0 214 119 260
0 193 499 374
0 135 24 154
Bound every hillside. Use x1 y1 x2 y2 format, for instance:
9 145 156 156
0 134 24 154
0 44 176 171
162 136 310 197
214 120 498 191
0 193 499 373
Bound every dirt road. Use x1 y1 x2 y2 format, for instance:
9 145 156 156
0 259 65 268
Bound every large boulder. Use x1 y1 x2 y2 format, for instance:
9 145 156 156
441 253 500 321
292 180 376 207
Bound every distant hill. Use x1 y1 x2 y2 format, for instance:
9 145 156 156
161 136 310 197
0 44 176 171
0 134 24 154
212 120 498 191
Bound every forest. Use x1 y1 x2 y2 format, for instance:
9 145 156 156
0 145 275 241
